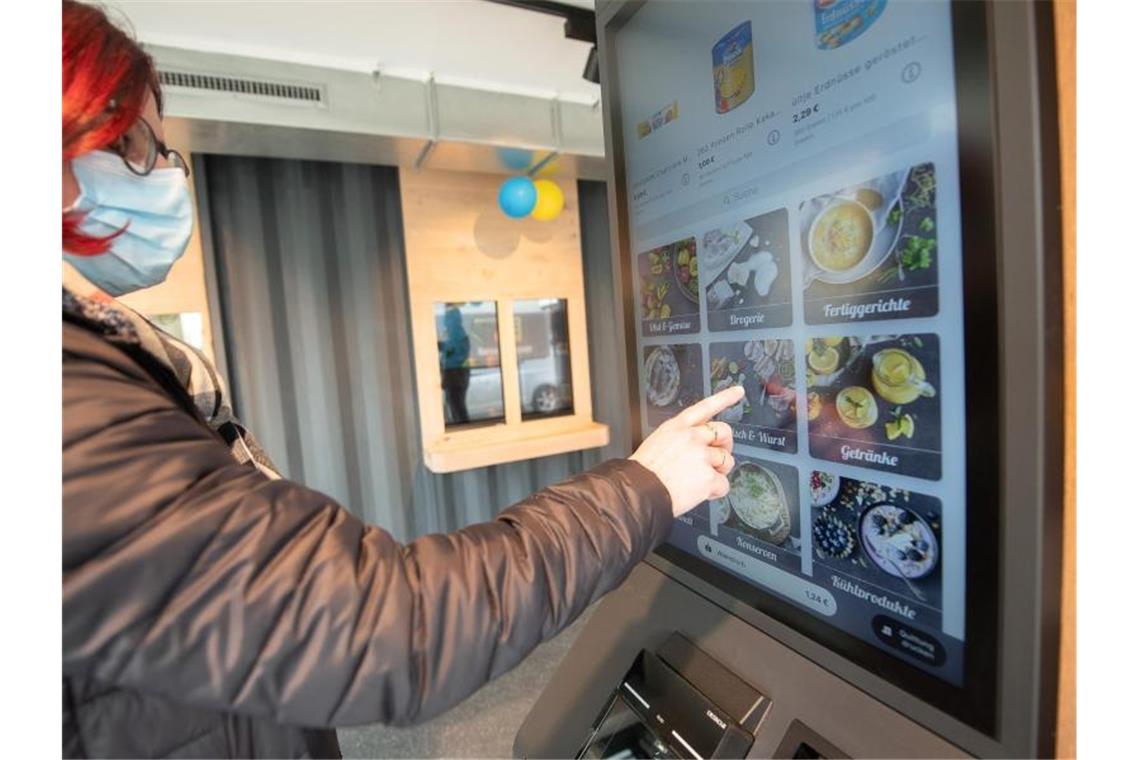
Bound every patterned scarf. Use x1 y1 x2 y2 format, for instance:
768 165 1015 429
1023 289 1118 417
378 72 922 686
63 287 282 480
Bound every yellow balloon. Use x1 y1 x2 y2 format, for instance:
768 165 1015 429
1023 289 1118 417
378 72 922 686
536 156 561 178
530 179 564 221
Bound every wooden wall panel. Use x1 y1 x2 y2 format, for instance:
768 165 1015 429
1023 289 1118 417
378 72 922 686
400 168 607 472
1055 0 1076 757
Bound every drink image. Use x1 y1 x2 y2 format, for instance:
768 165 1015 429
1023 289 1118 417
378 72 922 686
806 336 844 375
712 21 755 114
806 335 942 480
835 386 878 429
871 348 936 405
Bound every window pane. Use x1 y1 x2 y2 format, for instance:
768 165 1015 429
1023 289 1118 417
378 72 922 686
435 301 504 428
149 312 204 350
515 298 574 420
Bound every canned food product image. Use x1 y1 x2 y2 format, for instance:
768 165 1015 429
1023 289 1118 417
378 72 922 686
814 0 886 50
712 21 755 114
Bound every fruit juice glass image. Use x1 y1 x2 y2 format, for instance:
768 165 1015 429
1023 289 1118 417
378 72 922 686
805 334 942 481
712 21 755 114
814 0 887 50
871 348 936 405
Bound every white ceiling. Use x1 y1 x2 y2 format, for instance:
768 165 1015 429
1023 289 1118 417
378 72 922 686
107 0 601 104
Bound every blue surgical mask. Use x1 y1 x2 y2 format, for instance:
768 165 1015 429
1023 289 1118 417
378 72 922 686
64 150 194 296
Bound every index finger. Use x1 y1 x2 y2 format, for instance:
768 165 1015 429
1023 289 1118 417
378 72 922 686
676 385 746 427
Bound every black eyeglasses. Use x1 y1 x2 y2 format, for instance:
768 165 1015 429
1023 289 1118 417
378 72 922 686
107 118 190 177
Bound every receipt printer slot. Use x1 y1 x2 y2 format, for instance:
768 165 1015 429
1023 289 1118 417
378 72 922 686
577 635 766 759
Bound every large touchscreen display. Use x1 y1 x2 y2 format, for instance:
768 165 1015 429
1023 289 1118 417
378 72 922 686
615 0 967 684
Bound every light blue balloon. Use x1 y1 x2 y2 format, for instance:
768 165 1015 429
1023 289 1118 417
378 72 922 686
498 176 537 218
497 147 534 171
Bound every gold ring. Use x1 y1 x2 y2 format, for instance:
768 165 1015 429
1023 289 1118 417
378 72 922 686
706 422 718 444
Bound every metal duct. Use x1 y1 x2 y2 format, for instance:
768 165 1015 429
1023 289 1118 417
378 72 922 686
147 45 606 179
158 70 326 105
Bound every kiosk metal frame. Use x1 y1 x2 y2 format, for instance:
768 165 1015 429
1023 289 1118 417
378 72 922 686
516 1 1062 757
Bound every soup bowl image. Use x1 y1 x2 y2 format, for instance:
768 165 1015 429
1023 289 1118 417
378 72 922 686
808 200 875 274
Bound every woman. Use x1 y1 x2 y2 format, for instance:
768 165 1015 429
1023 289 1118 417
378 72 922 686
62 3 741 758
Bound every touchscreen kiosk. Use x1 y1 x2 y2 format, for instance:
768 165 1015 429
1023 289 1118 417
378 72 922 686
516 1 1062 758
629 0 972 693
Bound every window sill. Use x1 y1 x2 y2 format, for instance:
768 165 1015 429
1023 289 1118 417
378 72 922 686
424 419 610 473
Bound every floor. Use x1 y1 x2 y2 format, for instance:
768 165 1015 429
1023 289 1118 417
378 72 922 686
338 609 591 759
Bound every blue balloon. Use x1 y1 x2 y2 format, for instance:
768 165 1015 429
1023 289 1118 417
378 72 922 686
498 176 537 218
497 147 534 171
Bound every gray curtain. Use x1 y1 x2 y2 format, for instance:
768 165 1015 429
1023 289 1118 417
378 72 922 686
198 155 626 542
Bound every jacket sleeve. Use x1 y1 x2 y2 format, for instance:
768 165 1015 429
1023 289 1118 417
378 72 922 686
62 340 673 728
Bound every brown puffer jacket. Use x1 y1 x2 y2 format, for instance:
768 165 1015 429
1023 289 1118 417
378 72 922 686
62 317 673 758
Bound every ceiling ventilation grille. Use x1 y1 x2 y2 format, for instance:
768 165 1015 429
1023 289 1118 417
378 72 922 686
158 70 325 105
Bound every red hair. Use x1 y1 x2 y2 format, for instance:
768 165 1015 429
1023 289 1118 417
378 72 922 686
62 1 160 255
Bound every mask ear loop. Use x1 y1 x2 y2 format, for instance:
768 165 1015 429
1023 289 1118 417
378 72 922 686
63 161 85 214
63 144 87 215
